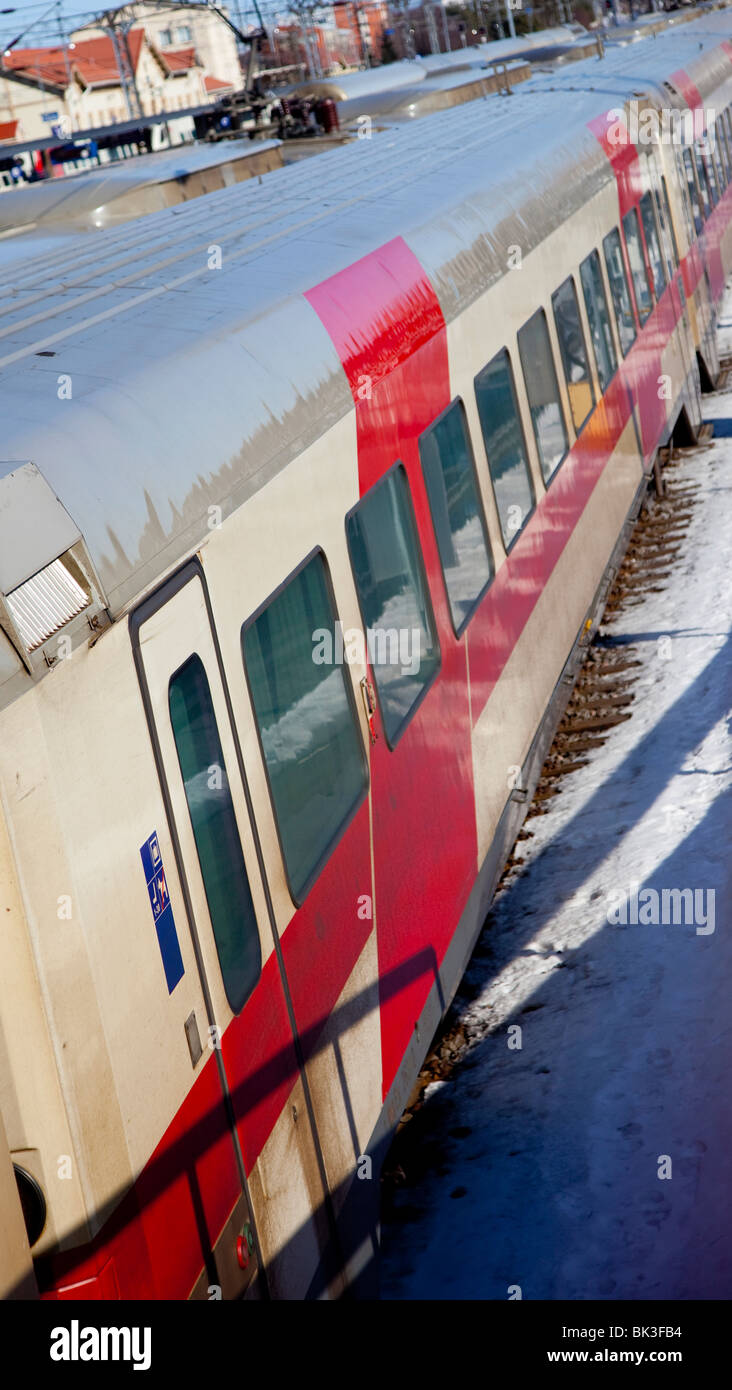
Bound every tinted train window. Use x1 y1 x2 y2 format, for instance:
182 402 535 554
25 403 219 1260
693 143 711 218
580 250 617 393
639 192 666 299
720 116 731 177
474 349 536 549
716 123 727 182
724 110 732 167
517 309 569 483
551 277 595 432
673 150 695 244
419 400 493 635
242 552 367 902
683 148 703 233
722 122 732 180
713 122 729 185
622 208 653 323
658 179 679 272
703 145 719 206
346 466 440 746
713 133 726 191
169 655 261 1013
705 139 718 194
603 228 637 356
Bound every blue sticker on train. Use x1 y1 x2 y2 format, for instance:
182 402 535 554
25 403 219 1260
140 831 184 993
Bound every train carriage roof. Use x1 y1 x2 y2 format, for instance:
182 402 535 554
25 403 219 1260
1 10 732 625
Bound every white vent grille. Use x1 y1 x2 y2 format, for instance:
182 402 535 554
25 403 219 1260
6 559 90 652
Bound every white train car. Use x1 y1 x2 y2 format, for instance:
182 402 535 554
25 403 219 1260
1 12 731 1301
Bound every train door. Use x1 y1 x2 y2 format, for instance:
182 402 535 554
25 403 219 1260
131 563 269 1300
132 560 337 1301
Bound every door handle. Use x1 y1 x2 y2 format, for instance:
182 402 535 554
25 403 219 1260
359 676 378 744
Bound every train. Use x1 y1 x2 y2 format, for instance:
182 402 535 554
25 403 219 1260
1 7 732 1302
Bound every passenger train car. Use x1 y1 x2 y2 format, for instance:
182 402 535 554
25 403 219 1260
2 10 732 1301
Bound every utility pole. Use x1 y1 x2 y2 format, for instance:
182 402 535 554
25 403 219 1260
354 2 371 69
440 2 450 51
55 0 74 130
425 2 439 54
103 12 142 119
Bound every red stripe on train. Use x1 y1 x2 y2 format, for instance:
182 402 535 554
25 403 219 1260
307 239 478 1094
669 68 703 112
588 111 642 219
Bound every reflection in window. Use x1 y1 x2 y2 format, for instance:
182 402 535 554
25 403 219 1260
169 655 261 1013
551 277 595 432
639 192 666 299
517 309 569 483
657 179 679 274
419 400 493 634
712 123 728 186
603 228 637 356
724 111 732 174
474 349 535 550
580 250 617 394
673 150 695 244
243 553 366 901
622 207 653 323
346 467 439 745
694 143 711 218
683 148 703 233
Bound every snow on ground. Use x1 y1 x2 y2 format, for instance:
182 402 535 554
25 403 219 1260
380 294 732 1302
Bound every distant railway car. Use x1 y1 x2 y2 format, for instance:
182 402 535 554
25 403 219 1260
1 12 732 1301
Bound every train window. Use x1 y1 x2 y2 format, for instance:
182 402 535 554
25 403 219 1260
517 308 569 483
703 144 719 206
622 208 653 323
722 111 732 168
673 149 695 244
639 192 666 299
169 656 262 1013
716 123 727 182
579 250 617 394
346 466 440 747
474 349 536 550
711 137 723 196
712 131 727 191
658 178 679 272
242 552 367 902
693 143 711 218
724 110 732 166
603 227 637 356
419 399 493 636
551 277 595 432
683 148 703 233
711 121 728 185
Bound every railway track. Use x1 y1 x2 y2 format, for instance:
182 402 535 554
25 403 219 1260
380 419 716 1205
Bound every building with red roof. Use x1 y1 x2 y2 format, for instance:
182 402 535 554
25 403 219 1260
0 15 239 142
